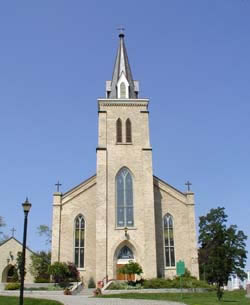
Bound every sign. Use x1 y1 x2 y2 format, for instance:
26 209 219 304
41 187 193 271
176 260 185 276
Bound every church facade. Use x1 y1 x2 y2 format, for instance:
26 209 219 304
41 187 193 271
51 33 199 285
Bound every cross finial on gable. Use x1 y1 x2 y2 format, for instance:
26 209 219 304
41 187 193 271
185 180 192 192
11 227 16 237
55 181 62 192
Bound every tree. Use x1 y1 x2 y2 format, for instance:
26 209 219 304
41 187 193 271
16 251 26 281
37 225 52 245
29 251 51 282
0 216 7 244
118 261 143 281
198 207 247 300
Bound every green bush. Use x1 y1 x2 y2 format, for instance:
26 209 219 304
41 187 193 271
88 277 96 288
5 283 21 290
108 282 128 290
34 278 51 283
143 277 214 289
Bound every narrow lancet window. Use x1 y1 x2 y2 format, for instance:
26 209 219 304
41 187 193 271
74 215 85 268
164 214 175 267
116 168 134 227
116 118 122 143
120 82 126 98
126 119 132 143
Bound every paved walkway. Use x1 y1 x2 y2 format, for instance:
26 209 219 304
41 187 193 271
26 295 186 305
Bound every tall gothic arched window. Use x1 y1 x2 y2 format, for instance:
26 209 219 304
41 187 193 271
74 215 85 268
126 119 132 143
116 118 122 143
164 213 175 267
120 82 126 98
116 168 134 227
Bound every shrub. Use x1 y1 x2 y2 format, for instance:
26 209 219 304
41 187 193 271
143 277 214 289
67 262 79 282
34 278 51 283
118 261 143 278
48 262 69 285
88 277 96 288
5 283 21 290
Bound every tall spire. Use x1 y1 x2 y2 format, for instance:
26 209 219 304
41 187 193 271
106 33 139 99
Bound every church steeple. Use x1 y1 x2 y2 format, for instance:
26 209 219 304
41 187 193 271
106 33 139 99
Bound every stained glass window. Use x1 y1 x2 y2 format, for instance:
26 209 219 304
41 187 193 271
74 215 85 268
164 214 175 267
116 168 134 227
118 246 134 259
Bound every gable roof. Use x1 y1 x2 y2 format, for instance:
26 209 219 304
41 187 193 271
0 236 35 255
62 174 96 204
153 175 192 204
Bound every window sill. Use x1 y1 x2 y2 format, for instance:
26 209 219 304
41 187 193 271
77 268 86 271
115 227 137 230
116 142 133 145
165 267 176 270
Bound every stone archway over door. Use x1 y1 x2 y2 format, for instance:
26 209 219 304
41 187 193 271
116 245 135 280
2 265 15 283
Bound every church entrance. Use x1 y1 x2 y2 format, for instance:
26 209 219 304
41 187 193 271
116 245 135 280
1 265 15 283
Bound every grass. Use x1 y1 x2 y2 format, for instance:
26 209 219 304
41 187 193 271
0 296 63 305
99 290 250 305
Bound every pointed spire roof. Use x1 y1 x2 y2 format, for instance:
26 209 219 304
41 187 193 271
109 33 137 99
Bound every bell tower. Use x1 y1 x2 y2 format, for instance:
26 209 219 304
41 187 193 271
96 33 157 281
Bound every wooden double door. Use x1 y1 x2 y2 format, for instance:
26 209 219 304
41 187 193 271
116 264 135 280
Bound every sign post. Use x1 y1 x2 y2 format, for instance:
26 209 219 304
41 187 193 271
176 260 185 299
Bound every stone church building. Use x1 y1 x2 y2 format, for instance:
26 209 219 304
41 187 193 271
51 33 199 284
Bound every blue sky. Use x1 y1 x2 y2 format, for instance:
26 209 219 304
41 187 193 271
0 1 249 270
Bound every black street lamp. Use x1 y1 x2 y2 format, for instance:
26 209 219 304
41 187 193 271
19 197 31 305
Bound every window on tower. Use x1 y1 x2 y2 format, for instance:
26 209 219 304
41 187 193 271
116 118 122 143
116 167 134 227
74 215 85 268
120 82 126 98
164 213 175 267
126 119 132 143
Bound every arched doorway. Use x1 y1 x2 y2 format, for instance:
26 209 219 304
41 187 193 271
116 245 135 280
2 265 16 283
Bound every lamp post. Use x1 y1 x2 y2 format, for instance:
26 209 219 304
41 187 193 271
19 197 31 305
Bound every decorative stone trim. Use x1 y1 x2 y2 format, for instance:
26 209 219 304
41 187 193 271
96 147 107 151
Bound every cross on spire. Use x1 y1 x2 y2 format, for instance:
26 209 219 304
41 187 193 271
185 180 192 192
117 26 125 35
55 181 62 192
11 227 16 237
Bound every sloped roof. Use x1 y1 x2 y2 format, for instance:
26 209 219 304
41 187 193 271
0 236 35 254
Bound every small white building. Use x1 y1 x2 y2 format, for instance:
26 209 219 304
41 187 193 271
227 271 250 290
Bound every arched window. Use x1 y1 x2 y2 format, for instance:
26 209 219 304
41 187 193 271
120 82 126 98
74 215 85 268
164 214 175 267
116 118 122 143
118 246 134 259
126 119 132 143
116 168 134 227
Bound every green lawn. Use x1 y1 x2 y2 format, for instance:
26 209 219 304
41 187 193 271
0 296 63 305
99 290 250 305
